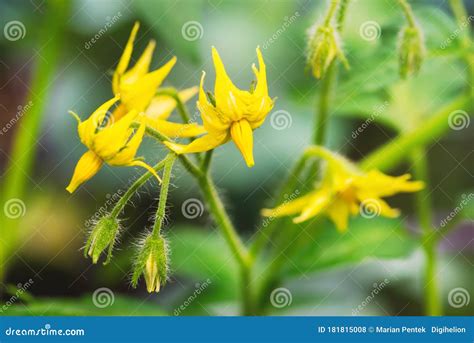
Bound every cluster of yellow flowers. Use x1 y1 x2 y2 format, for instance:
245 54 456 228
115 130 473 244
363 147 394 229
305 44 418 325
68 21 423 235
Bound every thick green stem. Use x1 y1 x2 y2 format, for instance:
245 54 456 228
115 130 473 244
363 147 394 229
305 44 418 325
411 148 442 316
0 1 69 283
152 154 176 238
197 174 253 314
314 62 337 145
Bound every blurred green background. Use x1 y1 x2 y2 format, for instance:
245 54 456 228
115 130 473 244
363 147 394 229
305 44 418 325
0 0 472 316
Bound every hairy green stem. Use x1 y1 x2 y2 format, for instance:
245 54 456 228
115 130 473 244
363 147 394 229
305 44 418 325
411 148 442 316
110 160 167 218
152 154 176 238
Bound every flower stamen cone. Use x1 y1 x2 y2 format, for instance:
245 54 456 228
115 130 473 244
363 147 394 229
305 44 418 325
164 47 274 167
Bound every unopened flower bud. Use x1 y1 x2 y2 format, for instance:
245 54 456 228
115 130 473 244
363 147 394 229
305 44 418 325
306 25 349 79
84 216 120 264
398 25 425 78
132 234 168 293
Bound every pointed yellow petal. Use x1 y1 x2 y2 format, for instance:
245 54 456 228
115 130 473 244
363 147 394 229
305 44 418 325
108 118 145 165
197 71 230 134
262 192 319 218
122 56 177 112
128 160 162 184
230 119 254 167
112 21 139 94
145 86 198 120
212 47 247 119
123 40 156 84
141 117 206 138
66 151 103 193
164 133 228 154
78 95 120 147
355 170 425 198
325 198 350 232
293 188 332 223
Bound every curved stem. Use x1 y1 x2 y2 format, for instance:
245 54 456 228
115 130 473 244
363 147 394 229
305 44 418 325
155 88 193 124
411 148 442 316
152 153 176 239
398 0 417 27
323 0 340 26
360 96 469 172
110 159 167 218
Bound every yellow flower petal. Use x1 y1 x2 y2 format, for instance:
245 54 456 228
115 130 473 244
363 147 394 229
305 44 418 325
197 71 230 134
78 95 120 148
128 160 162 184
121 56 177 112
112 21 139 94
293 188 332 223
66 150 103 193
145 86 198 120
230 119 254 167
164 133 228 154
262 191 320 218
141 117 206 138
212 47 248 120
121 40 156 87
355 170 425 198
325 198 350 232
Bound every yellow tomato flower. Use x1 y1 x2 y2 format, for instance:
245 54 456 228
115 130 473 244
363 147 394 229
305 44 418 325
164 47 274 167
262 146 424 231
112 21 204 138
66 95 159 193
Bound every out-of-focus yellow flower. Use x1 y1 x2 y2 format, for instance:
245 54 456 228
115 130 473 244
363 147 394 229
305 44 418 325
262 146 424 231
66 95 159 193
112 22 204 138
164 47 274 167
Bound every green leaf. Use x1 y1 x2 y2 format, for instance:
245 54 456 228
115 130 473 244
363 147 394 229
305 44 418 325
284 217 418 277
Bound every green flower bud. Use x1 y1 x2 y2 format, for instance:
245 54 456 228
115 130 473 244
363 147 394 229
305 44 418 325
84 216 120 265
132 234 168 293
398 25 425 78
306 25 349 79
